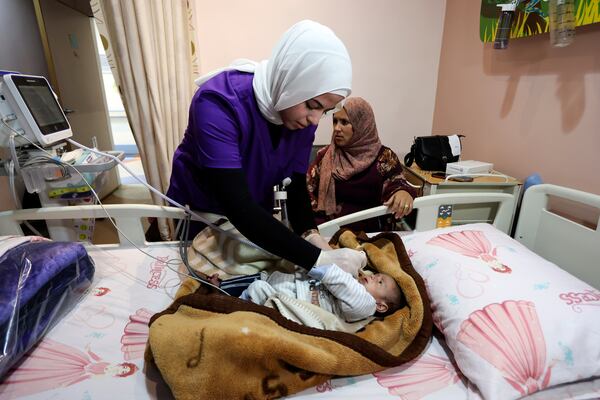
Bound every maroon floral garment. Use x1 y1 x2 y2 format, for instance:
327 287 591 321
307 145 417 232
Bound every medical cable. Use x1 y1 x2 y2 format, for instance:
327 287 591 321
177 212 231 295
177 211 230 295
444 173 510 183
66 137 321 271
0 119 228 294
22 156 70 180
65 137 276 254
8 131 21 174
179 213 204 282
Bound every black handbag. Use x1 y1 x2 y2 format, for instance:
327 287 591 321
404 135 463 171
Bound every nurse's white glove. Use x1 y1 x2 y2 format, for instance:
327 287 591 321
314 248 367 278
304 231 332 250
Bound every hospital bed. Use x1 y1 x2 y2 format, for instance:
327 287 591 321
0 184 598 399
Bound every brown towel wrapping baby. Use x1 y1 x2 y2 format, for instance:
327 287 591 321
145 230 432 400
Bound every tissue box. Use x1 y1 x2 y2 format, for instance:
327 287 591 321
445 160 493 175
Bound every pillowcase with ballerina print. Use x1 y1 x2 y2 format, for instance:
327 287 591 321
402 223 600 400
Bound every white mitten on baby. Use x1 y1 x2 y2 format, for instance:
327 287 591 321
314 248 367 278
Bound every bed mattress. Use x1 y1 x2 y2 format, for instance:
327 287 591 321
0 242 598 399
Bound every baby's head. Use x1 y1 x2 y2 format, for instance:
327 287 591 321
358 272 404 316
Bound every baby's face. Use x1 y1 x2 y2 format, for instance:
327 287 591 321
358 273 396 304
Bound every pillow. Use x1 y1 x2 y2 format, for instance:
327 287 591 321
402 223 600 400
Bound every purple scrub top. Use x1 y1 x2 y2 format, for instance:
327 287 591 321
167 71 317 214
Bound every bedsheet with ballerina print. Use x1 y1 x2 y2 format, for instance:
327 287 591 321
401 223 600 400
0 245 182 400
0 241 598 400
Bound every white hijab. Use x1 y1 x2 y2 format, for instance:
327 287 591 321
194 20 352 125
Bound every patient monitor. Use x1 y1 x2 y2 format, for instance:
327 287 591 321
0 73 72 148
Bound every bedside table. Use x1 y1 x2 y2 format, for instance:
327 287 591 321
402 163 522 231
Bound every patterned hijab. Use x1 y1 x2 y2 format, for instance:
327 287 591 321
194 20 352 125
317 97 382 215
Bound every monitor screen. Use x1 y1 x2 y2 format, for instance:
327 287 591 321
11 75 70 136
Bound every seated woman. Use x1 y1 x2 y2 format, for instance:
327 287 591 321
307 97 417 233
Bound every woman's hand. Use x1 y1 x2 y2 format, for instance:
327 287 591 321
383 190 414 219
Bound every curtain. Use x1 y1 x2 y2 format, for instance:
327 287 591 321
92 0 197 239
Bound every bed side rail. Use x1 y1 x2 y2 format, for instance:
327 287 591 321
514 184 600 289
0 204 222 247
318 192 514 237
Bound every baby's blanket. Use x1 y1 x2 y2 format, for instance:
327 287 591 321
145 230 432 400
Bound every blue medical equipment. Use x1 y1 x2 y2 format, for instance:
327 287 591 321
524 173 543 191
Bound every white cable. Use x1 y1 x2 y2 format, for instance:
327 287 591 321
444 173 510 183
405 180 423 189
65 138 273 252
7 159 19 209
8 132 20 174
66 138 190 210
0 118 229 293
64 155 226 292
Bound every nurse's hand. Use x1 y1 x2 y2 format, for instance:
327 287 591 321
383 190 414 219
304 230 332 250
314 248 367 278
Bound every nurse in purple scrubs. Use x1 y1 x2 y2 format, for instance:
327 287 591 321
166 20 366 274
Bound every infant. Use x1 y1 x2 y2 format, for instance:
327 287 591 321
212 264 404 322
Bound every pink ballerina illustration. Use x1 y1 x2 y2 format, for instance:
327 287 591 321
427 230 511 273
431 303 446 334
0 338 138 398
92 287 111 296
374 353 462 399
121 308 153 360
316 379 333 392
457 300 552 396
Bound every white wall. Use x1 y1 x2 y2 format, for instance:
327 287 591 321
0 0 48 76
434 2 600 195
191 0 446 156
0 0 49 211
